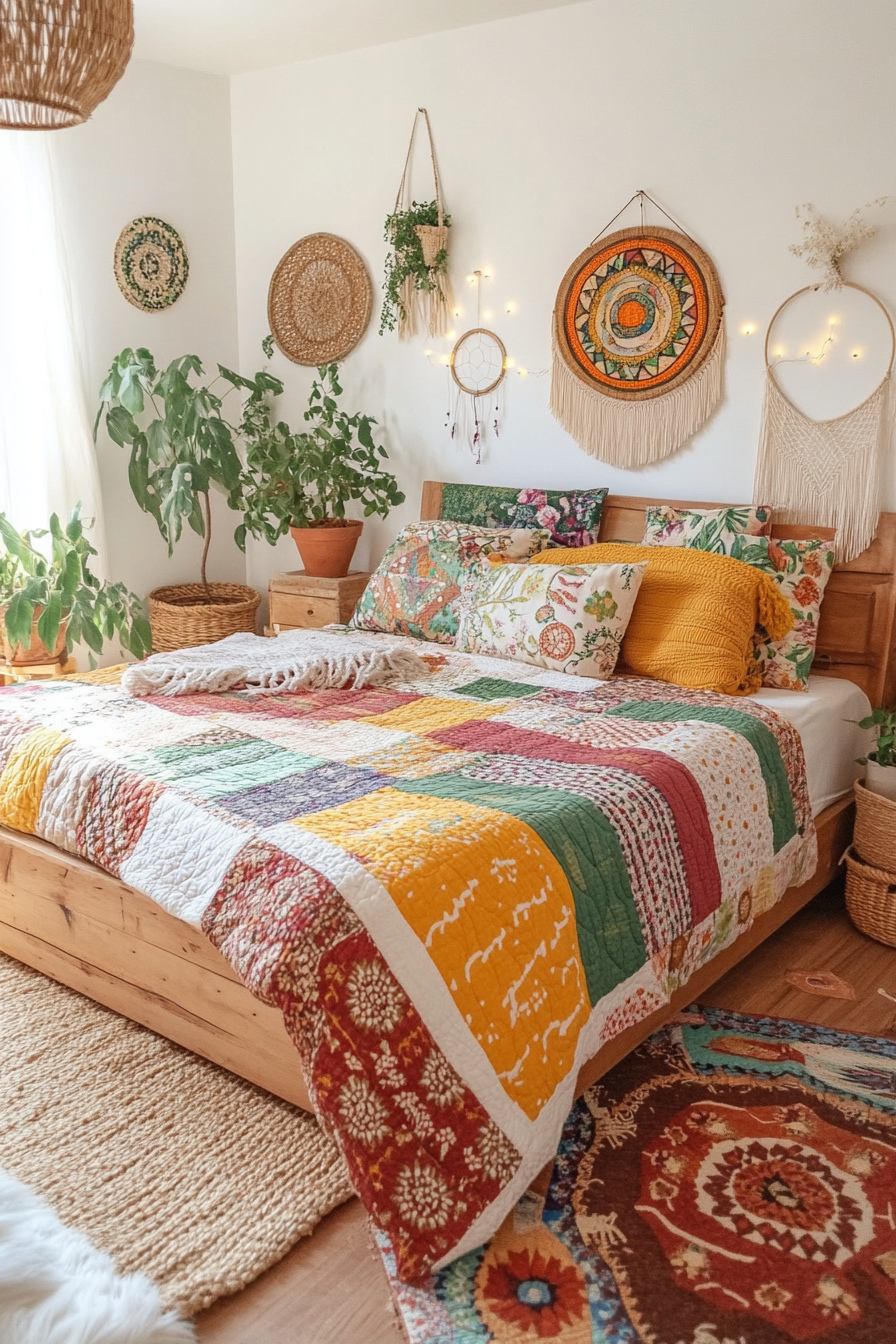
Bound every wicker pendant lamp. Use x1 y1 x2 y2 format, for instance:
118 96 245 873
0 0 134 130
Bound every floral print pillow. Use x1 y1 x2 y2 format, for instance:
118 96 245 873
351 521 550 644
440 484 608 548
456 561 647 679
643 504 773 555
730 535 836 690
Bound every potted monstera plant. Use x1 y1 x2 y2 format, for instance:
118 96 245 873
97 346 285 650
237 363 404 578
0 507 151 669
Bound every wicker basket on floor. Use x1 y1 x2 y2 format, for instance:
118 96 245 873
148 583 260 652
853 779 896 871
843 846 896 947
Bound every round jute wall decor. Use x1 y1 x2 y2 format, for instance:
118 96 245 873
114 217 189 312
554 223 724 402
268 233 373 365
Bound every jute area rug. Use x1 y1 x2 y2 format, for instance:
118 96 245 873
381 1006 896 1344
0 954 353 1317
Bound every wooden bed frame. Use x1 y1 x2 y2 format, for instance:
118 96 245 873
1 489 894 1115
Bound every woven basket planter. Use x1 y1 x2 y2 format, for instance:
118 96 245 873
148 583 260 653
843 846 896 948
414 223 449 267
853 779 896 871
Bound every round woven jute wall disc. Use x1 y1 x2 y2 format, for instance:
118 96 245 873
268 233 373 365
114 217 189 312
553 224 723 401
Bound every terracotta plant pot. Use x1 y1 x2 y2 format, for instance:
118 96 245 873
0 607 68 667
289 520 363 579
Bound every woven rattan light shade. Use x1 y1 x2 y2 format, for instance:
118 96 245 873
0 0 134 130
268 233 373 366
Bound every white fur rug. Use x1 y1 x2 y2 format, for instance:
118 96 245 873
0 1172 195 1344
122 627 430 697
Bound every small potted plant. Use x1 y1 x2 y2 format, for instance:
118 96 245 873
857 707 896 802
237 363 404 578
97 347 279 650
0 507 151 668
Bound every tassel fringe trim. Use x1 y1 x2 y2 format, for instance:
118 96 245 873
549 322 726 468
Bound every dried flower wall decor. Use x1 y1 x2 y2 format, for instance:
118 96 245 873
789 199 888 291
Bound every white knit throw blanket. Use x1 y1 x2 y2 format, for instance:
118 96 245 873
122 628 431 698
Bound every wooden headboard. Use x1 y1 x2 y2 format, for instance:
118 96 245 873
420 482 896 709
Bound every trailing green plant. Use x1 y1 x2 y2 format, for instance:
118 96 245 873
236 363 404 546
380 200 451 336
0 506 151 664
854 707 896 767
96 347 281 592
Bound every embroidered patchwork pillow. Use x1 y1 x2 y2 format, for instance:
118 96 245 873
730 535 836 690
351 521 550 644
643 504 773 554
455 561 646 679
440 484 608 548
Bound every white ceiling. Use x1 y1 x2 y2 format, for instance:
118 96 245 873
132 0 587 76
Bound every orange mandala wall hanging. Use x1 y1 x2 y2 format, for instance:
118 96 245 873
551 211 725 467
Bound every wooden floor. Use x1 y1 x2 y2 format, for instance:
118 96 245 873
194 879 896 1344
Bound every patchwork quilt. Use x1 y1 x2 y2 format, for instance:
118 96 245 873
0 632 817 1282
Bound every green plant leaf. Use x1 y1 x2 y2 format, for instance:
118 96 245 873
105 405 139 447
4 591 34 653
59 547 81 601
36 592 62 655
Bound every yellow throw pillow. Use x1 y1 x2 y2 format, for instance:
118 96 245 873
530 543 793 695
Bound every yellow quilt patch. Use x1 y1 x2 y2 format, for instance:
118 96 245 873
294 786 588 1118
0 726 71 833
358 696 508 736
349 734 476 780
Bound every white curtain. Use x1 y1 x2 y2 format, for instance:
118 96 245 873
0 131 105 555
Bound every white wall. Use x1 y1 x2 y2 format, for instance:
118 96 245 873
52 59 244 602
230 0 896 597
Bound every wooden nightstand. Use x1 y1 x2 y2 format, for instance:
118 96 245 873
0 656 78 685
267 570 371 633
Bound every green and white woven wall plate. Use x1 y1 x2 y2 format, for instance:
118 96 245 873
114 217 189 312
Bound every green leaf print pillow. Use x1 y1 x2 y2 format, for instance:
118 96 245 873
730 534 836 690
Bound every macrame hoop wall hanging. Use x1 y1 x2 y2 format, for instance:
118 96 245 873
754 282 895 562
550 192 725 467
445 271 507 464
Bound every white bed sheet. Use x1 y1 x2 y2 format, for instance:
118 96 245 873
751 675 872 816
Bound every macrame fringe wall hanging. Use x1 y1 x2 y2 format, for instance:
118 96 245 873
550 191 726 468
444 270 507 464
381 107 453 341
754 201 895 562
754 285 894 563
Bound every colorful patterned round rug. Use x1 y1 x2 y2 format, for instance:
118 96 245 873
379 1006 896 1344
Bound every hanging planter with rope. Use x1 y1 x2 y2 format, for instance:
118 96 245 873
0 0 134 130
381 107 453 340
